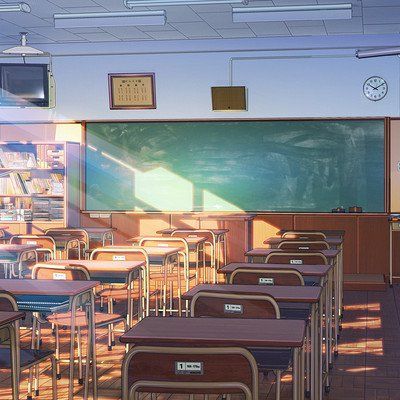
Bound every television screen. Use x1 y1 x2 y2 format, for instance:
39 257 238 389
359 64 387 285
0 64 49 107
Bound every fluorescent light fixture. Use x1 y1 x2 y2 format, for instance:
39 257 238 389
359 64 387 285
232 4 352 22
54 10 166 28
356 47 400 59
125 0 247 6
0 2 30 13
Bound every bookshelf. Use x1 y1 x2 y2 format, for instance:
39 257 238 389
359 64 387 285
0 141 80 227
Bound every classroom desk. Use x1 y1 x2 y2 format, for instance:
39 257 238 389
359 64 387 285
265 235 344 323
156 228 229 281
182 283 323 400
0 279 99 400
42 259 146 325
245 248 340 359
44 233 81 259
0 244 38 278
120 316 306 400
0 310 25 400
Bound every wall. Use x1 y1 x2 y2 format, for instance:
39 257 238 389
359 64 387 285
0 34 399 122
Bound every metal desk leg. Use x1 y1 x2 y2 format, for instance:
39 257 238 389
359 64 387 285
89 291 98 400
8 323 19 400
293 347 300 400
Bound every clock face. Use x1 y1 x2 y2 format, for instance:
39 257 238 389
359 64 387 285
363 76 388 101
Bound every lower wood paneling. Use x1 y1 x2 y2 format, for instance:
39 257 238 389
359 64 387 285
253 214 294 248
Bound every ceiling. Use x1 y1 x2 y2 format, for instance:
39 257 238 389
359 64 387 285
0 0 399 45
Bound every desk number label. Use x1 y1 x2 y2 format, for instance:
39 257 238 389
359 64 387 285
298 246 309 250
53 272 67 280
224 304 243 314
290 259 303 265
175 362 203 375
113 255 126 261
26 241 37 245
259 277 274 285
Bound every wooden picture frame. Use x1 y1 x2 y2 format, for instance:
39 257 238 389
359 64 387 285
108 73 156 110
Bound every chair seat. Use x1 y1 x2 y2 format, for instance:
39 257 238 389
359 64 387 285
16 294 70 313
98 287 139 299
304 277 320 286
250 348 293 371
47 310 124 327
0 348 54 369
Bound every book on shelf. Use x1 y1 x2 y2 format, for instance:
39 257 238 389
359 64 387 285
0 148 38 169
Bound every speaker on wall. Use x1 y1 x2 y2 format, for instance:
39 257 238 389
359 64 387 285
211 86 247 111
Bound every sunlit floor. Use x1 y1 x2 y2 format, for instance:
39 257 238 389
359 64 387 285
0 287 399 400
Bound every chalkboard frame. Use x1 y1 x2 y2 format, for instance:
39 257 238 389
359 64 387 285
82 117 389 214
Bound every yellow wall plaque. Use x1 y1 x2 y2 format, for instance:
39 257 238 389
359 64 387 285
108 73 156 109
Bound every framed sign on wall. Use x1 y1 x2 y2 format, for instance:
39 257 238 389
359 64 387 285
108 73 156 110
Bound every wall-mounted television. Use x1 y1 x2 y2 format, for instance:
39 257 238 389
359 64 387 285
0 63 55 108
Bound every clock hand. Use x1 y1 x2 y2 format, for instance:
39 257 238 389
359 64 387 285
375 82 386 89
367 83 377 90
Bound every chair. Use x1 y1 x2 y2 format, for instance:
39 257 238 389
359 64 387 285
90 246 158 320
121 345 258 400
277 240 329 251
45 228 88 259
265 251 328 266
282 231 326 240
191 291 290 400
31 263 126 385
139 237 197 316
230 267 305 286
0 290 57 400
10 235 57 261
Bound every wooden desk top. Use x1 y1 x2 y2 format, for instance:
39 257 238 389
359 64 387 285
0 311 25 327
0 244 37 253
120 317 305 348
245 248 340 259
0 279 99 296
264 237 343 246
80 227 116 234
182 284 322 303
156 228 229 236
128 236 207 246
103 245 181 257
220 262 332 277
198 213 256 221
42 259 145 272
277 229 345 237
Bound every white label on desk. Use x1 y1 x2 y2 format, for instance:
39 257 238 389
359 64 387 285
224 304 243 314
290 259 303 265
175 361 203 375
53 272 66 280
298 246 309 250
26 241 37 245
259 277 274 285
113 255 126 261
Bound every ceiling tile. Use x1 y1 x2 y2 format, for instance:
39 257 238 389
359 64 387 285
247 21 291 35
91 0 129 11
199 12 247 29
48 0 100 6
137 23 176 32
363 0 400 5
146 30 188 39
65 27 105 33
288 25 327 35
76 32 121 41
363 6 400 24
324 16 363 34
101 26 151 39
272 0 318 5
286 20 324 27
29 26 86 41
364 24 400 34
171 21 220 37
217 28 257 38
0 20 27 35
189 4 232 13
0 13 53 28
29 1 67 19
61 6 108 13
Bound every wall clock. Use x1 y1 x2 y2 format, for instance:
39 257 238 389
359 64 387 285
363 76 388 101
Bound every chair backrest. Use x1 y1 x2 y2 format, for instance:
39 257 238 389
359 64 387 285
282 231 326 240
138 237 189 255
278 240 329 251
45 228 89 244
122 346 258 400
0 290 18 312
10 235 56 254
90 246 149 264
265 252 328 265
191 292 280 319
31 263 90 281
230 268 305 286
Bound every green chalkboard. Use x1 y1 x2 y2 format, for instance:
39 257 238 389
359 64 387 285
85 120 385 212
